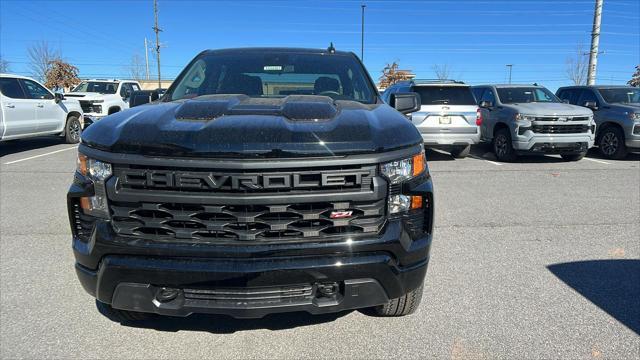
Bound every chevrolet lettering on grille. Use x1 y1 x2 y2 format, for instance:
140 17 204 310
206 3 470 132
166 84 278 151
117 169 372 191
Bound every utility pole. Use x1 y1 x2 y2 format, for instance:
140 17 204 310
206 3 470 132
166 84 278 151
506 64 513 84
361 4 366 62
587 0 603 85
144 38 150 80
153 0 162 89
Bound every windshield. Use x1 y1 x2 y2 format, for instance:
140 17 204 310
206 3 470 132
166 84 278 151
598 88 640 104
168 52 376 103
72 81 119 94
413 86 476 105
496 87 560 104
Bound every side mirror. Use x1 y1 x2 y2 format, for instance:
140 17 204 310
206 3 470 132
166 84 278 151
584 101 598 110
129 90 160 108
390 92 421 114
54 92 65 103
479 100 493 108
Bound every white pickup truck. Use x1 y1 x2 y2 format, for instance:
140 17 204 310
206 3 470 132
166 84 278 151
65 79 141 126
0 74 83 143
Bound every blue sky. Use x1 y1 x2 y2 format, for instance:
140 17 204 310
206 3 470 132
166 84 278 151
1 0 638 91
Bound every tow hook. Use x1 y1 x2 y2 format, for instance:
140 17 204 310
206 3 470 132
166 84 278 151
316 282 339 297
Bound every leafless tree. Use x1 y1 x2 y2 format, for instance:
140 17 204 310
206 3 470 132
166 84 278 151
128 54 145 81
0 55 10 73
565 44 588 86
28 41 60 82
432 64 451 80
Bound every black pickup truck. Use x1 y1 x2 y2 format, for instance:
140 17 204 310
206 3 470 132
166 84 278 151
67 47 434 320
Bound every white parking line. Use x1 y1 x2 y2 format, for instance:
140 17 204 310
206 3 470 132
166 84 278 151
3 146 78 165
583 157 611 165
469 154 503 166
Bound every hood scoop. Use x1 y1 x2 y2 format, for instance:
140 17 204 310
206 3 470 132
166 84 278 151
174 94 338 122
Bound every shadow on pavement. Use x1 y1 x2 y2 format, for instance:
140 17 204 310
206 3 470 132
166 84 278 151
0 137 65 157
586 148 640 161
116 309 352 334
548 259 640 335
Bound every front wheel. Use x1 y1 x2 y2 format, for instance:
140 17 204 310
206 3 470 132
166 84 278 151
599 127 628 159
561 152 586 161
374 283 424 316
450 144 471 159
493 128 517 162
64 116 82 144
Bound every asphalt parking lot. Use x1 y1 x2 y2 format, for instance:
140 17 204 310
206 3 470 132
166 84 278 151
1 138 638 359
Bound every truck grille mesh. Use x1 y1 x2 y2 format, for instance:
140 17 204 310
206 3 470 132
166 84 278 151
531 124 589 134
110 199 386 242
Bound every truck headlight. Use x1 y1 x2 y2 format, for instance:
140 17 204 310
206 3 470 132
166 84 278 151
515 113 536 122
77 153 111 218
630 112 640 122
380 152 426 184
381 152 426 214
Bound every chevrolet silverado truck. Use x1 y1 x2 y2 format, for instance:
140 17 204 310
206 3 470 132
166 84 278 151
65 79 141 127
1 74 83 143
67 47 435 321
557 85 640 159
472 84 595 162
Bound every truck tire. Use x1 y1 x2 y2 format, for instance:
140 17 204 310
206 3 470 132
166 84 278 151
561 152 586 161
64 115 82 144
598 126 628 159
493 128 517 162
374 282 424 316
96 300 153 322
450 144 470 158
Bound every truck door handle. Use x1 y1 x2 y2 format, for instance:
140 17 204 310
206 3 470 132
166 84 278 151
6 104 15 108
37 104 45 108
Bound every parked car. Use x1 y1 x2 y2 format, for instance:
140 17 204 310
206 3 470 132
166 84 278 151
67 47 434 321
556 85 640 159
0 74 83 143
65 79 141 126
383 79 480 158
471 84 595 162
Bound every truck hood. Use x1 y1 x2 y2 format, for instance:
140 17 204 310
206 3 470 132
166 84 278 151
65 92 115 101
505 102 592 116
81 95 422 158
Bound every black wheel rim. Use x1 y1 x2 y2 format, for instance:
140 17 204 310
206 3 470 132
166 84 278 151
495 135 508 157
600 132 618 156
70 121 81 141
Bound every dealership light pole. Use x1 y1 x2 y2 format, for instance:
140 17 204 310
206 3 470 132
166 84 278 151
153 0 162 88
361 4 366 62
506 64 513 84
587 0 603 85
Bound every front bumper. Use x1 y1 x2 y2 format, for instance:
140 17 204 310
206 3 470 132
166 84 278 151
513 134 594 154
83 114 105 127
626 125 640 150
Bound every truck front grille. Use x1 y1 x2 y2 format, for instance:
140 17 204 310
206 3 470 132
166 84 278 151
71 203 96 242
79 101 101 114
531 124 589 134
110 199 386 242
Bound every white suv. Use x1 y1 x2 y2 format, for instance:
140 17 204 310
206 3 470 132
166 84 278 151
383 79 481 158
65 79 141 126
0 74 83 143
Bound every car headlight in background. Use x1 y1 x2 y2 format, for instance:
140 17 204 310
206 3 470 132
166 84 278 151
515 113 536 122
381 152 427 214
77 153 112 218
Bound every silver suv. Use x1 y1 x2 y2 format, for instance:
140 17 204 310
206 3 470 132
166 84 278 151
383 80 480 158
471 84 595 162
557 85 640 159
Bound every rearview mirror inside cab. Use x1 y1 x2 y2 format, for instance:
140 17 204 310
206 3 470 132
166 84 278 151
390 92 421 114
